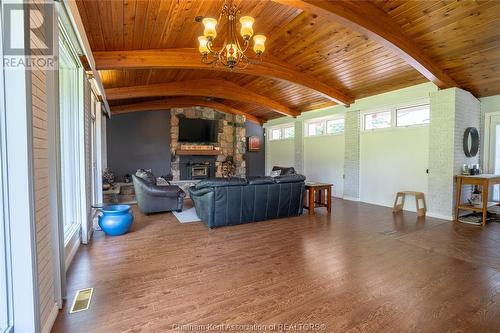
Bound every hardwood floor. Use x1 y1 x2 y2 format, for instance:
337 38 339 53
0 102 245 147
52 199 500 333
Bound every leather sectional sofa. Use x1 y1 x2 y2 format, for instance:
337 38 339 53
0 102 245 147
189 174 306 228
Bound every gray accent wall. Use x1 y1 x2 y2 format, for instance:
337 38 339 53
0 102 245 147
107 111 171 180
244 121 265 177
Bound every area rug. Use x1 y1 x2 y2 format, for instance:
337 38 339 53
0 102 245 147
172 207 201 223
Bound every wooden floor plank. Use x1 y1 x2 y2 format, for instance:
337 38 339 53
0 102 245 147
52 199 500 332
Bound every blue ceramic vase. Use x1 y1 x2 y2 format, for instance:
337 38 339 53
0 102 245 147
98 205 133 236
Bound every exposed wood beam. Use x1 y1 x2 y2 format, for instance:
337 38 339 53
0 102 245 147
111 97 264 124
106 79 299 117
273 0 457 89
93 48 353 106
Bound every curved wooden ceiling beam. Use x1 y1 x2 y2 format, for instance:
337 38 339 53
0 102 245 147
106 79 299 117
93 48 353 106
273 0 457 89
111 97 264 124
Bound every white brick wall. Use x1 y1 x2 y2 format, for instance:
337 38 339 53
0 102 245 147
428 89 456 218
343 111 360 199
294 120 304 174
454 89 481 207
427 88 480 219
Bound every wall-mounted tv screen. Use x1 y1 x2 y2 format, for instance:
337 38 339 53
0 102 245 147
178 118 218 143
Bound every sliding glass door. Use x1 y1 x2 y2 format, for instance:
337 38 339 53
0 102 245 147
0 7 11 331
0 50 10 333
59 29 84 246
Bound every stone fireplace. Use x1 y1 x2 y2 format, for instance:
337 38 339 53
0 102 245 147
170 107 246 181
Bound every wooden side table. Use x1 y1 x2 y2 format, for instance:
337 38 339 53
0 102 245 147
455 174 500 226
303 182 333 215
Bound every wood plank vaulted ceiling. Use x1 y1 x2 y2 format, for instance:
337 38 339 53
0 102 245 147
76 0 500 122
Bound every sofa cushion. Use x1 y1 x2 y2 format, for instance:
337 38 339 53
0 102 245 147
274 174 306 184
247 176 275 185
272 166 296 175
195 177 248 189
135 169 156 185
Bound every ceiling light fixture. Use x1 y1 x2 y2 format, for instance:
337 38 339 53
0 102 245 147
197 0 266 70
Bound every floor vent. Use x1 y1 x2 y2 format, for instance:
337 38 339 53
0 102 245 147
69 288 94 314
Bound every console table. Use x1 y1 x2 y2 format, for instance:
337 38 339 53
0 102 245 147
455 174 500 226
303 182 333 216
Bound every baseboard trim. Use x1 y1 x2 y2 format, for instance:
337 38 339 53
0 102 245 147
41 303 59 333
65 235 80 272
342 196 360 202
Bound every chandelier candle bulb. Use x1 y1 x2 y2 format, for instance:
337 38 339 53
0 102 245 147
239 16 254 40
253 35 266 55
198 36 209 55
202 17 217 40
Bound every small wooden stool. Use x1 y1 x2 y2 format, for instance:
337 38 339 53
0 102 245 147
393 191 426 217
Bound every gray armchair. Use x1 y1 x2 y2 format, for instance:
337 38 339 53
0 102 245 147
132 171 185 214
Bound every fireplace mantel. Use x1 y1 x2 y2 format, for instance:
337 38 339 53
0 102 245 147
175 149 219 156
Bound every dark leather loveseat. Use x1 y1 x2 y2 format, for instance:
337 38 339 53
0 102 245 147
132 170 185 214
188 174 306 228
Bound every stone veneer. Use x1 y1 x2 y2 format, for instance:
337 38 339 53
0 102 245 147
170 107 246 180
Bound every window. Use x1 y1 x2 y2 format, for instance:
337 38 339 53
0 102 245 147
59 30 84 243
327 118 345 134
307 121 324 136
268 124 294 140
283 126 295 139
271 128 282 140
306 116 344 137
364 111 392 130
396 104 430 127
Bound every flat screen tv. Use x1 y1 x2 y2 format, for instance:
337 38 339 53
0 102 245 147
178 118 218 143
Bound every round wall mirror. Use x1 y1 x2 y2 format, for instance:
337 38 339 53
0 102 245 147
463 127 479 157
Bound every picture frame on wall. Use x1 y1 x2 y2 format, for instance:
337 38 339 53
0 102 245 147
247 136 261 152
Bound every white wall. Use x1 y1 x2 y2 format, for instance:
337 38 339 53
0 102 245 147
360 127 429 211
480 95 500 114
264 83 483 219
304 135 345 197
267 139 295 174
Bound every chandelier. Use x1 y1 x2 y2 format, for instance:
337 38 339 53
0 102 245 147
197 0 266 70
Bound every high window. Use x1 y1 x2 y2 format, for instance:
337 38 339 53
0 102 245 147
268 124 295 141
396 104 430 127
364 111 392 130
305 116 345 137
362 102 430 131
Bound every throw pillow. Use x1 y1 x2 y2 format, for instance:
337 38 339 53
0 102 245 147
135 169 157 185
270 169 281 177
